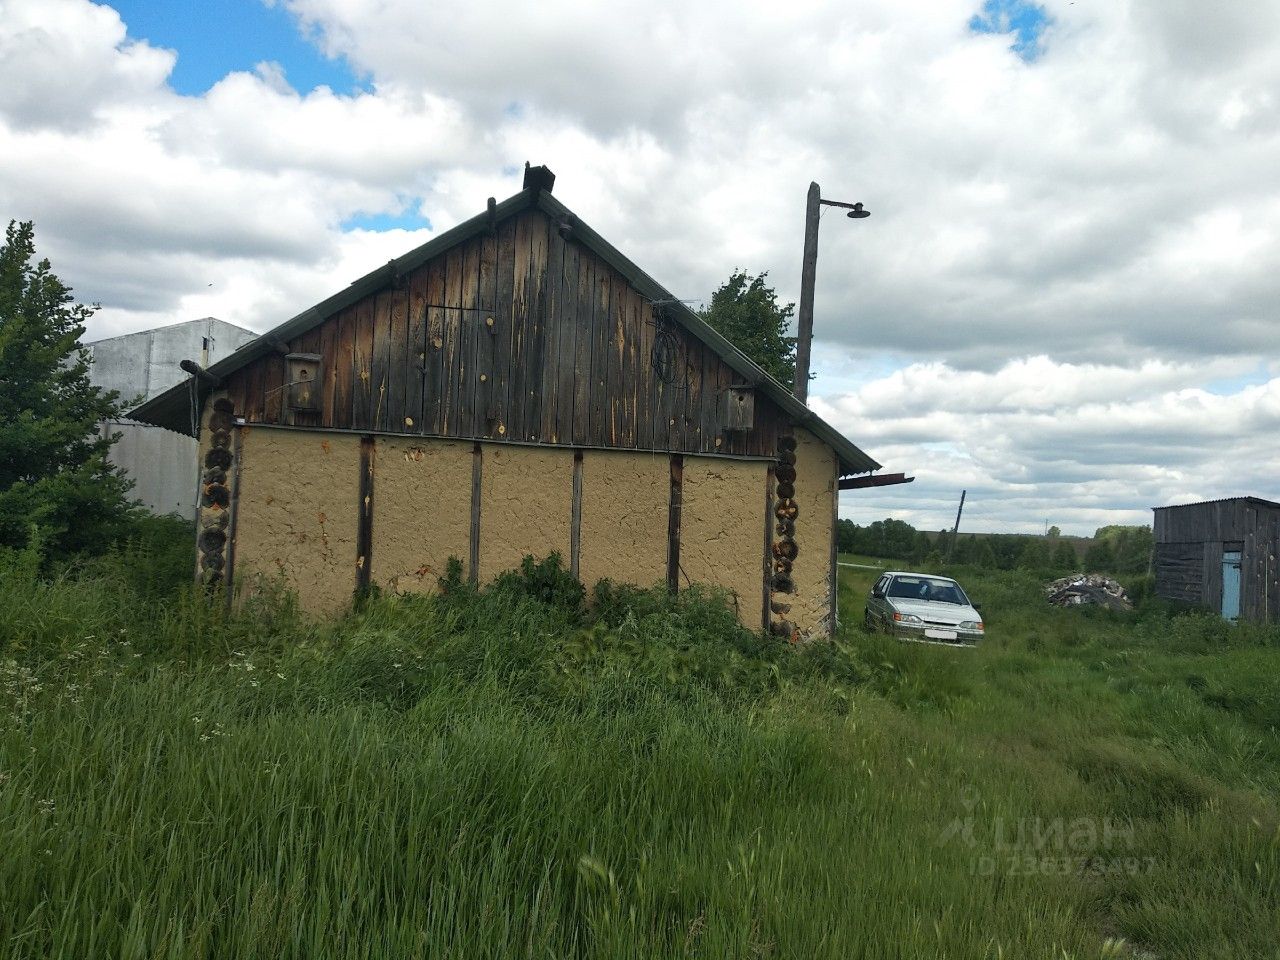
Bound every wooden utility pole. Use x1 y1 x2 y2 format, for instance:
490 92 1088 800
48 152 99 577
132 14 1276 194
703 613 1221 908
793 182 869 405
948 490 967 560
794 182 822 404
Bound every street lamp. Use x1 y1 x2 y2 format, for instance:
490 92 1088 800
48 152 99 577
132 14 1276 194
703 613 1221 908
793 182 870 404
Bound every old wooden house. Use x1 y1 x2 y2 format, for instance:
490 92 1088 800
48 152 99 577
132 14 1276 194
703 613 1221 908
132 167 894 637
1153 497 1280 623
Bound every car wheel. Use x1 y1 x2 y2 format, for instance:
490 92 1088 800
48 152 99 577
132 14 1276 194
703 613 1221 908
863 608 875 632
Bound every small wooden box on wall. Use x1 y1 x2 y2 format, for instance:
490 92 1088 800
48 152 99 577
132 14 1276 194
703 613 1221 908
719 385 755 432
285 353 323 413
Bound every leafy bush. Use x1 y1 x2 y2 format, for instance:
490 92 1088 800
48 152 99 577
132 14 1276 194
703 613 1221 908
491 552 585 613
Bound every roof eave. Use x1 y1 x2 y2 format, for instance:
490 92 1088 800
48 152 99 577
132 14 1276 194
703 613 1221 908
130 186 882 474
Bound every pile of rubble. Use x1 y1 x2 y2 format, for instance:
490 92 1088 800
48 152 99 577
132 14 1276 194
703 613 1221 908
1044 574 1133 611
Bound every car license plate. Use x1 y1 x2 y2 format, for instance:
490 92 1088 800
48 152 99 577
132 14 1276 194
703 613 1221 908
924 628 957 640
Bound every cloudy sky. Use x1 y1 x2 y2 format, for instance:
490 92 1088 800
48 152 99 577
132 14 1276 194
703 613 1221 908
2 0 1278 535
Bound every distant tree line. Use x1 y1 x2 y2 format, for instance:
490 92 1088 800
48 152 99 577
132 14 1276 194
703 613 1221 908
837 518 1154 574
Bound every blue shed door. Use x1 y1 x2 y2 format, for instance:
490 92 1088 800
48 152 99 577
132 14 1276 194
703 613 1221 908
1221 550 1242 620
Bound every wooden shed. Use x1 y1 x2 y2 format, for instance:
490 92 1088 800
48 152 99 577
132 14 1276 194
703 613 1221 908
1153 497 1280 623
132 166 891 637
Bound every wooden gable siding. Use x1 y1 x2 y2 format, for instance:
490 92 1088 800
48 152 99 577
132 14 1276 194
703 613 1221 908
223 208 784 459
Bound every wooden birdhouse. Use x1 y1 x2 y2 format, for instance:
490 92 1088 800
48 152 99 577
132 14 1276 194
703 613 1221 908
719 385 755 432
285 353 322 413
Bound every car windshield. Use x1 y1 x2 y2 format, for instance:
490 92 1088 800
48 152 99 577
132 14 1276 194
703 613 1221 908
887 576 968 605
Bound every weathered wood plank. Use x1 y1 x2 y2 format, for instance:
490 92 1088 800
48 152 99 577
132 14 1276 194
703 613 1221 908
633 288 653 450
570 246 593 445
423 255 446 434
508 212 534 442
716 355 737 455
553 239 579 445
370 290 393 432
699 336 720 453
385 284 411 433
607 272 627 446
290 326 324 429
622 285 641 448
441 244 465 436
589 259 612 444
540 222 566 443
650 306 678 451
243 354 265 423
458 236 482 438
260 347 284 424
472 230 498 437
405 266 428 434
351 297 376 427
522 213 548 442
330 308 354 430
222 370 244 424
490 217 518 439
319 312 338 426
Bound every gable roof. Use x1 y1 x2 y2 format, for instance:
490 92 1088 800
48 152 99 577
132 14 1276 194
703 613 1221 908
1154 496 1280 512
130 186 881 474
86 316 256 347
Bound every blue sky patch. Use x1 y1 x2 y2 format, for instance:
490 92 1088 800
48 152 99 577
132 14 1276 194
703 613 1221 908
1204 362 1274 396
341 209 434 233
110 0 364 95
968 0 1051 62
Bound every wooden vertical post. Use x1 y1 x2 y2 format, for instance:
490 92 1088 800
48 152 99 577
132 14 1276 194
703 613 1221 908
829 457 840 633
667 454 683 593
356 436 374 595
224 425 244 611
469 442 483 585
762 465 775 631
570 450 583 580
794 182 821 404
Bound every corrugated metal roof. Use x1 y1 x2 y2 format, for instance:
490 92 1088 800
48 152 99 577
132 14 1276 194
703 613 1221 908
1153 496 1280 511
130 186 881 474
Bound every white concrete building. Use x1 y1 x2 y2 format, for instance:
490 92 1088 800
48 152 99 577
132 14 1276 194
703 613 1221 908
87 318 257 518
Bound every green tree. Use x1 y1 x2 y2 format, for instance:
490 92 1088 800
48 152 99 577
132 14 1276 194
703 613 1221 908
1047 525 1061 538
1052 539 1077 571
0 220 134 559
701 270 799 389
1018 538 1051 570
835 518 858 554
1083 539 1115 573
1092 525 1154 574
909 532 930 565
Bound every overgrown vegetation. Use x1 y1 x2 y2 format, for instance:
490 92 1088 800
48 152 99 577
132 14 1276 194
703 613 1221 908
1 526 1276 958
0 220 136 562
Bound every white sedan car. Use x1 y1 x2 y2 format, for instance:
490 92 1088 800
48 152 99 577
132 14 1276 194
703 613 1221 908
863 571 984 645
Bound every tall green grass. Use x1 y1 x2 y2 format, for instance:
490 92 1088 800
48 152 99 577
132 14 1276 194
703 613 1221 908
0 542 1276 957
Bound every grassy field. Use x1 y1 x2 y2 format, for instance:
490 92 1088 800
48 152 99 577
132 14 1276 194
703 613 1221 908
1 539 1277 959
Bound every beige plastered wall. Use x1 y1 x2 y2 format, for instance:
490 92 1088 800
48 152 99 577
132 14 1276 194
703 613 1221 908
371 437 473 594
232 427 361 614
680 456 766 627
789 427 837 635
477 443 573 584
578 450 669 590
